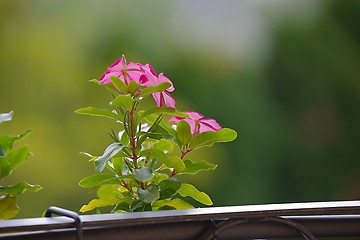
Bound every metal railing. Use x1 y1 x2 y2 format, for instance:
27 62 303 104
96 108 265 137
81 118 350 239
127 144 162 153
1 200 360 240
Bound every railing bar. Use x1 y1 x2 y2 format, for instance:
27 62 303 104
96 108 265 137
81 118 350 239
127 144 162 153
1 215 360 240
81 200 360 225
1 200 360 233
1 215 360 236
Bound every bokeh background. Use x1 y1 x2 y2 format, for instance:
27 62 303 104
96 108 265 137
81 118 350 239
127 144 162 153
0 0 359 218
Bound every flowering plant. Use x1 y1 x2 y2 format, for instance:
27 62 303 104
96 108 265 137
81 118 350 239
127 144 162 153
0 111 41 219
76 55 237 213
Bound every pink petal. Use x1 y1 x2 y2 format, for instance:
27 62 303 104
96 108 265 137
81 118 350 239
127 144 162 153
199 118 222 132
99 71 112 84
143 63 157 76
126 62 143 70
99 72 122 84
152 92 163 107
139 74 149 84
158 73 174 92
169 116 184 123
127 70 144 84
108 56 126 72
163 91 176 108
143 72 158 86
184 111 204 120
184 119 197 134
141 66 158 86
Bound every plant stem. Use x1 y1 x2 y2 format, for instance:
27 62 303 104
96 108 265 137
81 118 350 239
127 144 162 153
129 106 138 169
169 147 192 178
180 148 192 159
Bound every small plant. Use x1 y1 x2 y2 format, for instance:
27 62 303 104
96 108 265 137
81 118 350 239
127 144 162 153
0 111 41 219
76 55 237 213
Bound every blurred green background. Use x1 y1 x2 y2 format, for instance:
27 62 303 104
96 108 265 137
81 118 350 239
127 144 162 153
0 0 359 218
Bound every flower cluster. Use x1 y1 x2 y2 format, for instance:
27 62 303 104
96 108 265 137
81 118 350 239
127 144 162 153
98 55 222 133
76 55 237 213
99 55 175 108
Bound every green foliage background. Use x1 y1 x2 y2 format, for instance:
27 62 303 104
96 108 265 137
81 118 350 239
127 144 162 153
0 0 359 218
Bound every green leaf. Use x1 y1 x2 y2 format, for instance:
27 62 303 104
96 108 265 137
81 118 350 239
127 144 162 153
176 120 192 146
133 167 154 182
131 110 139 134
0 182 41 196
0 111 13 124
180 159 217 174
139 107 176 120
153 139 174 153
189 128 237 149
153 172 169 184
141 149 185 172
158 178 181 200
109 128 120 142
0 146 32 180
120 131 130 145
142 125 173 140
97 184 123 199
111 94 134 111
137 82 172 98
166 156 186 172
162 124 182 147
169 111 190 118
75 107 122 121
89 79 119 96
137 115 173 145
0 195 19 220
89 79 100 84
153 198 194 210
178 183 213 206
138 184 160 204
111 157 123 175
80 197 121 213
115 201 130 212
0 129 32 153
128 80 139 95
110 76 128 94
130 200 149 212
95 143 124 172
79 173 120 188
0 156 10 179
139 149 153 159
80 152 97 163
7 146 31 170
157 205 176 210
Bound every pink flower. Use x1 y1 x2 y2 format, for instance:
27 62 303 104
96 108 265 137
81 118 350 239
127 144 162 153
99 55 148 85
140 64 176 108
169 111 222 134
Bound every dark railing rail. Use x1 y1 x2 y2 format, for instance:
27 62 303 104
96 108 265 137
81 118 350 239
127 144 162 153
1 200 360 239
